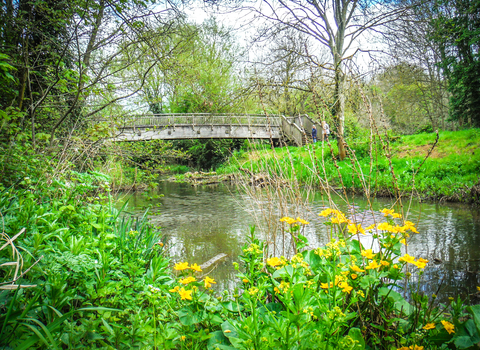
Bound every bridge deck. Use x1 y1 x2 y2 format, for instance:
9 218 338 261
113 114 284 141
110 113 314 146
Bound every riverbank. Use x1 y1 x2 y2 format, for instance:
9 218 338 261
204 128 480 204
1 144 480 348
2 172 480 349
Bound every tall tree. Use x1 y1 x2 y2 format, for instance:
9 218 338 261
0 0 182 145
431 0 480 127
225 0 410 159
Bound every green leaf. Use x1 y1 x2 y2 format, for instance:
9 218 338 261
207 330 233 350
467 305 480 336
222 301 243 313
348 328 365 349
177 307 203 325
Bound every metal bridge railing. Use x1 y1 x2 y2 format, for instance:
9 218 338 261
115 114 283 128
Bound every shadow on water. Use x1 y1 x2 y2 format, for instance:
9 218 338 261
117 181 480 302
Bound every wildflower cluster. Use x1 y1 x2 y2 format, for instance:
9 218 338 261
169 261 216 301
280 216 310 225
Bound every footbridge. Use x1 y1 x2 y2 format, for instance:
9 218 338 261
111 113 316 147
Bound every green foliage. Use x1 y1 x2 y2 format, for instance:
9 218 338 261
220 129 480 203
173 138 244 170
0 160 169 348
431 0 480 127
1 143 479 349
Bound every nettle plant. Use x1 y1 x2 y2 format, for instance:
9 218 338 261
168 208 480 350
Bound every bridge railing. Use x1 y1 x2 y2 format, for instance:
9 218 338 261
115 114 283 128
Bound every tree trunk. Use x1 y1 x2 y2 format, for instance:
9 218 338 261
333 54 346 160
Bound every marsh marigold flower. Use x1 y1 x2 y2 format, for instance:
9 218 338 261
365 260 381 270
377 222 396 232
296 217 309 225
423 323 436 330
399 254 416 264
190 263 202 272
380 208 395 217
351 273 358 280
319 208 334 217
267 257 282 267
204 276 216 289
321 282 333 289
351 264 365 273
441 320 455 334
169 286 180 293
280 216 297 225
361 249 376 259
178 288 193 300
179 276 196 285
174 262 189 271
338 281 353 294
413 257 429 269
348 223 365 235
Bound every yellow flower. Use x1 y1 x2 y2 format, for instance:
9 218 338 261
365 224 376 230
174 262 189 271
380 260 390 266
224 330 232 333
348 223 365 235
280 216 297 225
296 217 310 225
169 286 180 293
179 276 196 285
411 346 424 350
400 238 407 245
338 281 353 294
321 282 332 289
351 264 365 273
242 278 249 283
274 287 280 294
178 288 193 300
331 213 349 224
204 276 216 289
357 290 365 298
392 213 402 219
190 263 202 272
477 286 480 292
365 260 381 270
351 273 358 280
267 257 282 267
377 222 396 232
413 258 428 269
393 264 399 269
319 208 334 217
380 208 395 217
423 323 436 330
441 320 455 334
181 335 186 341
361 249 376 260
398 254 416 264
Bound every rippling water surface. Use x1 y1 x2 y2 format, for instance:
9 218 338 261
118 181 480 301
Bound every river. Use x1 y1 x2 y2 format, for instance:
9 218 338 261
117 181 480 302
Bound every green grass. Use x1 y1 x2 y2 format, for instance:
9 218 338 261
220 129 480 202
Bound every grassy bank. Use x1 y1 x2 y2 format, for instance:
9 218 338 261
1 145 480 349
216 129 480 203
1 170 480 348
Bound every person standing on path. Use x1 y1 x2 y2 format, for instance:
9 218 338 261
312 125 317 143
322 121 330 142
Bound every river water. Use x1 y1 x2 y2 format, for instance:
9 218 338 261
118 181 480 302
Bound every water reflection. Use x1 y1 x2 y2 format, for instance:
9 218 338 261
117 181 480 302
